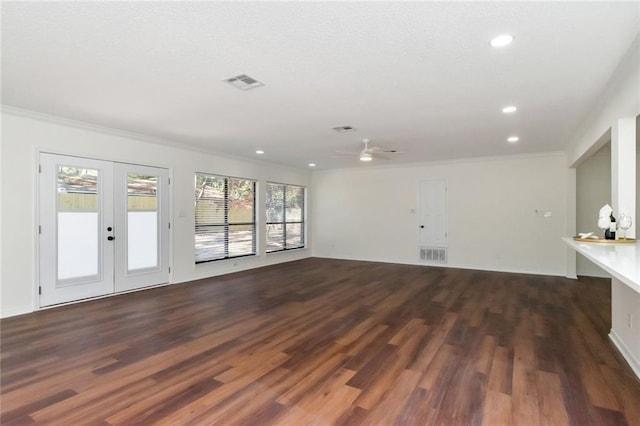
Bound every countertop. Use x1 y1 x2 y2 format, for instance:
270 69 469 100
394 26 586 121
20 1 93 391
564 237 640 294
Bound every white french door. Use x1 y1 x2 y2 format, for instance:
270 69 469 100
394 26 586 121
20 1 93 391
113 162 169 292
39 154 170 307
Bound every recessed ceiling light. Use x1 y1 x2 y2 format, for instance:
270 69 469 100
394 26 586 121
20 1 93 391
507 136 519 143
308 163 316 167
255 150 264 154
502 106 517 114
490 34 514 48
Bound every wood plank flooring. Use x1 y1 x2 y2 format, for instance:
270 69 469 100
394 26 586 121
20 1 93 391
2 258 640 425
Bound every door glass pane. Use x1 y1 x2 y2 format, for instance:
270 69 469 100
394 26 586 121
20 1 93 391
127 174 158 271
57 166 99 281
128 211 158 270
127 175 158 210
58 213 99 280
57 167 98 210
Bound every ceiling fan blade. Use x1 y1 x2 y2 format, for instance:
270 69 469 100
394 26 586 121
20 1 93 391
371 153 391 160
368 146 402 154
335 150 361 155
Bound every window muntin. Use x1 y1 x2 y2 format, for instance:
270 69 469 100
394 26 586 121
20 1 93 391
266 183 305 252
195 173 256 263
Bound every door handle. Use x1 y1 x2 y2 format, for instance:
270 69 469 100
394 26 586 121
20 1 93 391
420 225 424 229
107 236 115 241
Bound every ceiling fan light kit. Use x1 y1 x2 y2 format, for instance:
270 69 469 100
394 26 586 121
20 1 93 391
336 138 401 163
360 153 373 162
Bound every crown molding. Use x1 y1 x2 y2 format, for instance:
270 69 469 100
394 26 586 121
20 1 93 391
315 150 567 174
1 105 310 174
2 105 199 152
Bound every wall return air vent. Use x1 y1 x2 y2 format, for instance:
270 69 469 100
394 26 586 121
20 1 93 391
224 74 264 91
419 246 448 264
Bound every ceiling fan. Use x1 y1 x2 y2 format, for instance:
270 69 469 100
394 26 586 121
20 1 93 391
337 138 401 162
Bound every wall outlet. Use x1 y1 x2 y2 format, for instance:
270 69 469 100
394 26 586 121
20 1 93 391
534 209 553 218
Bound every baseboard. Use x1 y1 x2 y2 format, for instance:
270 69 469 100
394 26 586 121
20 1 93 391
0 304 34 319
312 255 566 277
609 329 640 380
185 250 312 283
444 262 565 277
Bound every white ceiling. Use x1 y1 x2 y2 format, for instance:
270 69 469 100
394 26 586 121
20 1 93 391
2 2 639 170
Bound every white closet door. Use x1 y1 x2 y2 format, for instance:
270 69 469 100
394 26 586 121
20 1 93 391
419 180 448 246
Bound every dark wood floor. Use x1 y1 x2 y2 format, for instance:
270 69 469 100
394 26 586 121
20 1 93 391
2 258 640 425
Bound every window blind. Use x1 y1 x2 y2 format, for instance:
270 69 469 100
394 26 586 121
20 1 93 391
266 182 305 252
195 173 256 263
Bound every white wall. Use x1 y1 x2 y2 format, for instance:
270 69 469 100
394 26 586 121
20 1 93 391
566 33 639 167
576 143 610 277
637 115 640 229
0 109 312 318
312 153 568 276
564 33 640 379
611 278 640 378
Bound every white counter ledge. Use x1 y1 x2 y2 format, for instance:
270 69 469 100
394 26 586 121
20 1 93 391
563 237 640 294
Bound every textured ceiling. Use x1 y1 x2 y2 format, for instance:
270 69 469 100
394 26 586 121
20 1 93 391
2 2 639 170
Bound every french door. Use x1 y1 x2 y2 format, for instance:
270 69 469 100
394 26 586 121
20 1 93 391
39 153 170 307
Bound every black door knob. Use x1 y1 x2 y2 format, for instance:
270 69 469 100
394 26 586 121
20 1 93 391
107 236 115 241
107 226 112 231
420 225 424 229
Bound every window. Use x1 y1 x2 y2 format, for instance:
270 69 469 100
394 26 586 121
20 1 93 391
195 173 256 263
266 182 305 252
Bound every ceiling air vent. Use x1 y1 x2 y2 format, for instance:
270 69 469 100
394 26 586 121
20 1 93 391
332 125 356 133
224 74 264 91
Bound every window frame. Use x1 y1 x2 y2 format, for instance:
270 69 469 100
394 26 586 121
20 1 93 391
194 172 256 263
265 182 306 253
